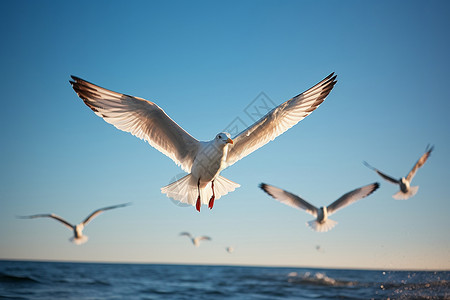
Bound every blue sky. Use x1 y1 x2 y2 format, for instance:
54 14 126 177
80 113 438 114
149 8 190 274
1 0 449 270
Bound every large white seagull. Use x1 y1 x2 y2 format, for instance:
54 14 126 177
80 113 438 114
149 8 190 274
70 73 337 211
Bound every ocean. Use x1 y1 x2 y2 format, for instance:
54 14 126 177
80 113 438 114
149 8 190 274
0 260 448 299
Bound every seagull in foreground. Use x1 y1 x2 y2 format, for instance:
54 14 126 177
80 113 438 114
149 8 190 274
70 73 337 212
179 232 211 247
363 145 434 200
259 183 379 232
18 203 131 245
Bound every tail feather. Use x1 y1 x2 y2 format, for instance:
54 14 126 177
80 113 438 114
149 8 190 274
70 236 88 245
161 174 240 207
393 186 419 200
307 219 338 232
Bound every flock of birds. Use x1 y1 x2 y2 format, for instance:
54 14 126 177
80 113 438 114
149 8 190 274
19 73 434 246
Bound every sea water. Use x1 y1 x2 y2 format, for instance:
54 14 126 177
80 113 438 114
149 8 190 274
0 260 448 299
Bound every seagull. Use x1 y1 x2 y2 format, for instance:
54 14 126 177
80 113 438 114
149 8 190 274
70 73 337 212
226 246 234 254
259 182 379 232
18 203 131 245
179 232 211 247
363 145 434 200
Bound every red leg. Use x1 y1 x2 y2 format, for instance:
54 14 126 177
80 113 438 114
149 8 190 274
196 178 201 212
209 180 215 209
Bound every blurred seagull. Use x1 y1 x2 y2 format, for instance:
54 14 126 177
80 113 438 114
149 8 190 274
70 73 337 212
226 246 234 254
259 183 379 232
179 232 212 247
363 145 434 200
18 203 131 245
315 245 324 253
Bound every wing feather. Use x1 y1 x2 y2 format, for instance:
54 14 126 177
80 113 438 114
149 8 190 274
70 76 200 172
179 232 193 238
259 183 318 217
82 203 131 225
19 214 74 230
363 161 399 184
406 145 434 182
327 182 379 215
226 73 337 167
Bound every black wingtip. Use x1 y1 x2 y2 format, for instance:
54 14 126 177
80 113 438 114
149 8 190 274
374 182 380 190
259 183 267 190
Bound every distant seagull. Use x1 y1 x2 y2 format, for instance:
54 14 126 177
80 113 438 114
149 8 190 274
70 74 337 212
226 246 234 254
179 232 212 247
259 183 379 232
363 145 434 200
315 245 324 253
19 203 131 245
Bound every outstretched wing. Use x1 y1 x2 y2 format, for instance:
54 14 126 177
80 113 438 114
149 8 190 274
18 214 74 230
225 73 337 167
327 182 379 215
363 161 399 184
406 145 434 182
198 236 211 241
179 232 193 238
259 183 318 217
70 76 200 172
82 203 131 225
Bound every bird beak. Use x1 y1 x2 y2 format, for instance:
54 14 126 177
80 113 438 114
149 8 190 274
227 138 234 144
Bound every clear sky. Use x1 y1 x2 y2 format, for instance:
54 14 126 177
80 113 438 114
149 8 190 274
1 0 449 270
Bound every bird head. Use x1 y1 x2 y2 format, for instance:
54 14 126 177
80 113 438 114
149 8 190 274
215 132 233 145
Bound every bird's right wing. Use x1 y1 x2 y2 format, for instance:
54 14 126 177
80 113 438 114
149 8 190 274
19 214 74 230
363 161 399 184
327 182 379 215
259 183 318 217
198 236 211 241
82 203 131 225
406 145 434 182
70 76 200 173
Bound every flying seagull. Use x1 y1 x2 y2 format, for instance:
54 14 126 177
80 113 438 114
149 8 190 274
18 203 131 245
363 145 433 200
259 183 379 232
70 73 337 212
179 232 211 247
226 246 234 254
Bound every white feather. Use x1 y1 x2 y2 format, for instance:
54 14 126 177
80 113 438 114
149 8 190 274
393 186 419 200
307 219 338 232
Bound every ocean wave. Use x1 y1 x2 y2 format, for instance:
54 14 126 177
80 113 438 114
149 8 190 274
287 271 357 287
0 272 40 284
381 279 448 290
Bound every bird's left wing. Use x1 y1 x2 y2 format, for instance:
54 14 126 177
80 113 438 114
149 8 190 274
225 73 337 167
363 161 399 184
179 232 192 238
406 145 434 182
70 76 200 173
82 203 131 225
198 236 211 241
326 182 379 216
